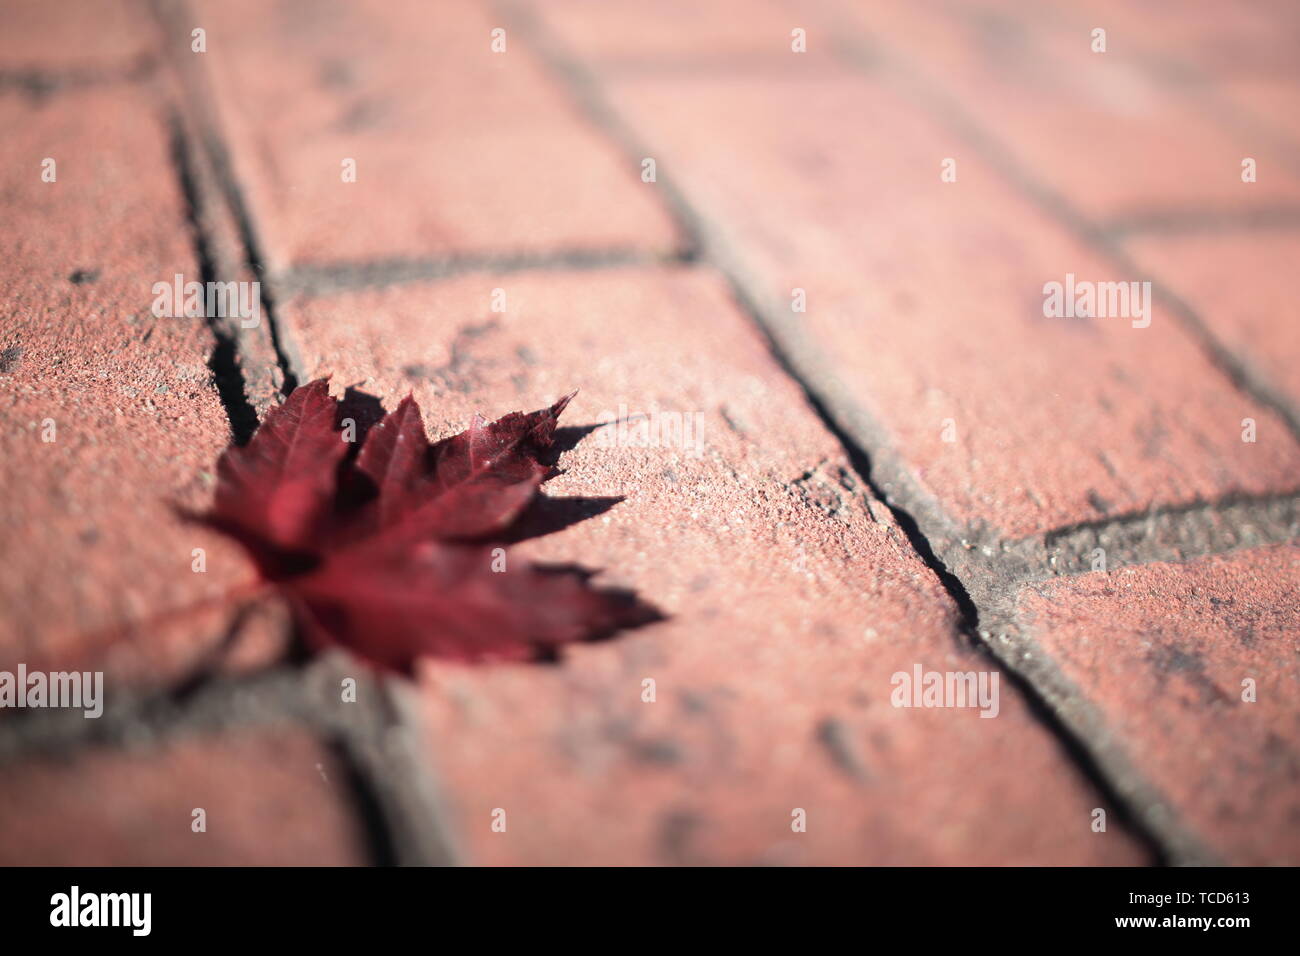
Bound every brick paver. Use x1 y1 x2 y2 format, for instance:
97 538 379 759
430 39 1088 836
580 65 1300 537
1124 233 1300 409
192 0 680 274
1017 545 1300 865
0 726 369 865
278 269 1142 864
1077 0 1300 80
1218 77 1300 162
0 84 279 686
0 0 155 77
533 0 827 67
815 0 1300 221
2 0 1297 867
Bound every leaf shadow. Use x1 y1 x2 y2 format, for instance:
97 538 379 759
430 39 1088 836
501 494 623 544
337 385 387 449
504 419 624 542
547 422 606 463
531 562 666 663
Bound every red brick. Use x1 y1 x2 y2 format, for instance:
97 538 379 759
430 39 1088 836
1219 77 1300 167
0 0 156 75
1017 545 1300 864
1079 0 1300 81
0 727 369 864
811 0 1300 220
584 68 1300 537
534 0 831 68
1125 232 1300 410
193 0 679 273
277 268 1144 864
0 86 278 685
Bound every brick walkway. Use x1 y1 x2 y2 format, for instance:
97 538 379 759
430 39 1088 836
1 0 1297 865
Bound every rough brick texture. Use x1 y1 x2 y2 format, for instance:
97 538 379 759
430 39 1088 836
1018 545 1300 864
0 85 281 686
276 269 1143 864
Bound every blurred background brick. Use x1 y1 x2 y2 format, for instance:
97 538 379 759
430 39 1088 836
0 0 155 77
0 727 370 865
585 67 1299 536
193 0 680 273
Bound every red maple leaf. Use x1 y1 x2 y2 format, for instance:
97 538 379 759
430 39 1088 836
197 379 656 673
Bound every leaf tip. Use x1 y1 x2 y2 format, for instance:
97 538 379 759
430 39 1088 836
552 389 578 417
